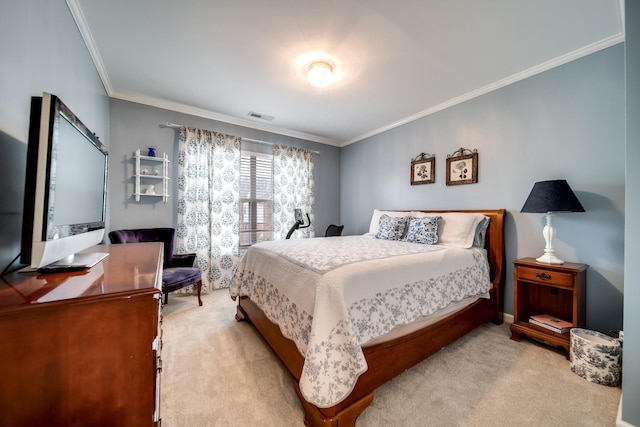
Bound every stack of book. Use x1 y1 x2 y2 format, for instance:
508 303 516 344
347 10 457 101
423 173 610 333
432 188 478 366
529 314 573 334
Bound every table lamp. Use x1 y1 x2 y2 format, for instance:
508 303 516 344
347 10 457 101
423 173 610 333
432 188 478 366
521 179 585 264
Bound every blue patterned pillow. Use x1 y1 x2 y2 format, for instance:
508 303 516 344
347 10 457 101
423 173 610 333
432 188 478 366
375 214 409 240
403 216 441 245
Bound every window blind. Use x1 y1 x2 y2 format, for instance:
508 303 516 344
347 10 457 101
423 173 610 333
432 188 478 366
239 151 273 248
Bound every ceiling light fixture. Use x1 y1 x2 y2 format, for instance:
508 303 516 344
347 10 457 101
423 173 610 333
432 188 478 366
306 61 334 88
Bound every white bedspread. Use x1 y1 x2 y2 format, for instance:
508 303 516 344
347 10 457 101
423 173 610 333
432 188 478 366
230 235 490 408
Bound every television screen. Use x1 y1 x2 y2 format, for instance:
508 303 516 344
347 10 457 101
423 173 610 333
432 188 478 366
49 109 106 237
21 93 109 269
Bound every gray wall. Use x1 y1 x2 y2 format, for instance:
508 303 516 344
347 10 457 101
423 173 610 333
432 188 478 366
341 45 625 334
0 1 109 270
623 1 639 425
108 99 341 236
2 1 637 422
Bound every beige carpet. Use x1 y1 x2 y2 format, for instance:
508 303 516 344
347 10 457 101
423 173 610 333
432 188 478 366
160 290 621 426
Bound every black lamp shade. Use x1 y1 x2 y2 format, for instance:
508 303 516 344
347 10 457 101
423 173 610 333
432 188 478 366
521 180 585 213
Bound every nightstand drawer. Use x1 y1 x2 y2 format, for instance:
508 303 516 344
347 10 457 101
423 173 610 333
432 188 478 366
517 266 574 288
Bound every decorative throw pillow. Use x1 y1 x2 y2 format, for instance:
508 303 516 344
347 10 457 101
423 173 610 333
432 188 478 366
413 212 487 248
375 214 409 240
368 209 411 235
403 216 441 244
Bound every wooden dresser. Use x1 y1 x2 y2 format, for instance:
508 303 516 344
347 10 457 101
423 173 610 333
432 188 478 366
0 242 163 427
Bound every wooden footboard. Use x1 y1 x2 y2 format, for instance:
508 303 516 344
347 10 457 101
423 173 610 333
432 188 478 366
236 209 506 426
238 293 495 426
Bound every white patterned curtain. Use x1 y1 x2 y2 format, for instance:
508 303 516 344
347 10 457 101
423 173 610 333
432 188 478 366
272 144 315 239
176 126 241 290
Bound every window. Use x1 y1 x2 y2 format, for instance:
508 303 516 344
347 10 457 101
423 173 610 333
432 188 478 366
239 150 273 248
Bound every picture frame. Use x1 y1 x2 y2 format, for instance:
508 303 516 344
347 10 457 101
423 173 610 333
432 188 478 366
446 148 478 186
410 153 435 185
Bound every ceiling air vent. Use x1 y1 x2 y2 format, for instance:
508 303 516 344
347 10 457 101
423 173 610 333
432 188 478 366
247 111 275 121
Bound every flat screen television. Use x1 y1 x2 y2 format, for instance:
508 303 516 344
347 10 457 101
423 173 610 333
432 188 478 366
20 92 109 270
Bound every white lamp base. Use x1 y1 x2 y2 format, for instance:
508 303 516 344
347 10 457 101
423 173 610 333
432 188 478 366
536 252 565 265
536 212 565 265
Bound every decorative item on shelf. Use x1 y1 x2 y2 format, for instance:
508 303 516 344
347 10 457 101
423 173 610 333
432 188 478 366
445 147 478 185
410 152 435 185
141 168 150 175
154 169 160 176
145 185 155 195
521 179 585 264
148 147 156 157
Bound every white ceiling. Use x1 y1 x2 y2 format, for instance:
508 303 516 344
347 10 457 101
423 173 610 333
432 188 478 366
70 0 624 147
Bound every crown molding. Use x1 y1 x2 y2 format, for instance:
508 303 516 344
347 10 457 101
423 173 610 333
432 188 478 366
110 91 342 147
618 0 625 37
68 0 338 146
67 0 623 149
342 33 625 147
65 0 113 94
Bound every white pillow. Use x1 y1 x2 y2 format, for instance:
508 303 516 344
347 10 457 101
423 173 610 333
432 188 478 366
368 209 412 235
412 212 487 248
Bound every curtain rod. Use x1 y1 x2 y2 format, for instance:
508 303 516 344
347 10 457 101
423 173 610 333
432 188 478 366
161 122 320 155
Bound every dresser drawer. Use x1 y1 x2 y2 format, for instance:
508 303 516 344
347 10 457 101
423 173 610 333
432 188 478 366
517 266 574 288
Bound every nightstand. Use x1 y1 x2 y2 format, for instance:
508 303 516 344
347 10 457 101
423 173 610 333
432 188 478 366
509 257 588 358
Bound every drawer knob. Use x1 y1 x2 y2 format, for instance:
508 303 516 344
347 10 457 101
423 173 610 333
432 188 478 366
536 272 552 280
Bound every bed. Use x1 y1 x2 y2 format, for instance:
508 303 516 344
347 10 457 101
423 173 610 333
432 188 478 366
230 209 506 426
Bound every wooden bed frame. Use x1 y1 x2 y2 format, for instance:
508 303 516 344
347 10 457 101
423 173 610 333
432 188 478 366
235 209 506 426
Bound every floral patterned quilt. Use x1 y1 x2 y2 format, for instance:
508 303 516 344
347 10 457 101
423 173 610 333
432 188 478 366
230 235 490 408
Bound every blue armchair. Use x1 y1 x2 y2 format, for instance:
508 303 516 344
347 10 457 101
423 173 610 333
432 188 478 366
108 227 202 306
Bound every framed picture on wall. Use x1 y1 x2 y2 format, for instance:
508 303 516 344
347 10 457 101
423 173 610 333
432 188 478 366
446 148 478 185
410 153 435 185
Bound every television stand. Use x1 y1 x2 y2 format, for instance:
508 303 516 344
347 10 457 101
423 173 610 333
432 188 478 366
51 251 110 268
19 251 110 274
0 242 163 426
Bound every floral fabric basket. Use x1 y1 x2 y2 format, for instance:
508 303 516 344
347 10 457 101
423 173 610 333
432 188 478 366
570 328 621 387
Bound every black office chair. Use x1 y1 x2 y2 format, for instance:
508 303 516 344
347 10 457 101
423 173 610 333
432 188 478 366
108 227 203 306
325 224 344 237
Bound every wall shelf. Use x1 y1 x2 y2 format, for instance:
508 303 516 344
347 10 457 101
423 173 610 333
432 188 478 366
133 148 170 202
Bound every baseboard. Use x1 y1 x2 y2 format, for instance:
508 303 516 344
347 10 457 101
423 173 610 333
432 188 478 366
503 312 631 425
617 393 638 427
